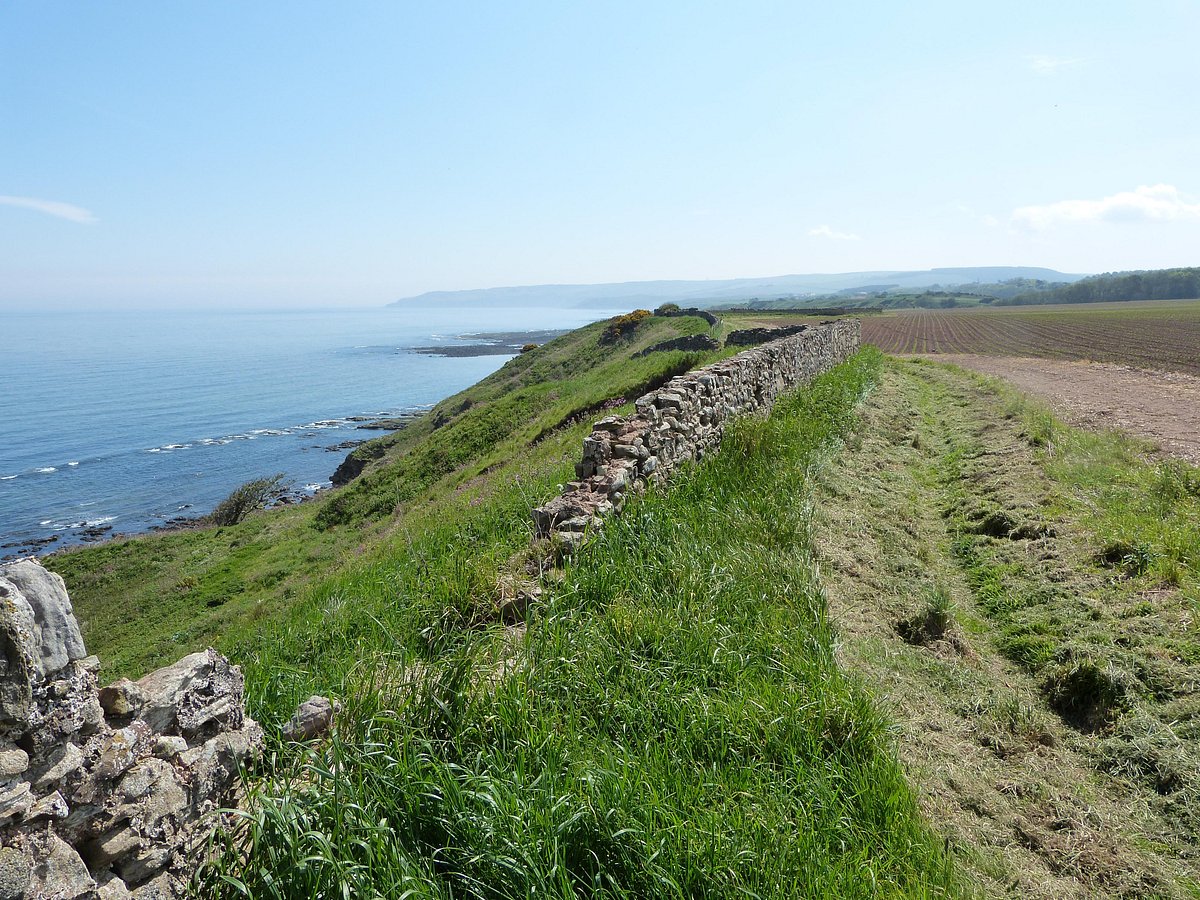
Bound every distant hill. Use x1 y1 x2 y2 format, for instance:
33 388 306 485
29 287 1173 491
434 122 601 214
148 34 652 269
389 267 1083 310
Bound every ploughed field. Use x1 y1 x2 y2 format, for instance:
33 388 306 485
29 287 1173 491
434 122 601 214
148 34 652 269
861 299 1200 375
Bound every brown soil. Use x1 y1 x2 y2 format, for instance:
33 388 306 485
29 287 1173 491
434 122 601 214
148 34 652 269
911 354 1200 465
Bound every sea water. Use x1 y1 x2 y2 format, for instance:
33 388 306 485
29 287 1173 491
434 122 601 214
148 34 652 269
0 305 614 557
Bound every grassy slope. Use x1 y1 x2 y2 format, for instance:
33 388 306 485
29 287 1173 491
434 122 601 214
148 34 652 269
48 313 724 679
202 348 962 899
812 358 1200 897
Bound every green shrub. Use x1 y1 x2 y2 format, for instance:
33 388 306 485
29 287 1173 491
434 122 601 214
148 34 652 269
208 475 285 526
654 302 681 315
600 309 652 343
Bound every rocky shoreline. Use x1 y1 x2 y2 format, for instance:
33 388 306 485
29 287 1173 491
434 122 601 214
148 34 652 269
2 328 563 562
0 412 428 564
410 328 566 357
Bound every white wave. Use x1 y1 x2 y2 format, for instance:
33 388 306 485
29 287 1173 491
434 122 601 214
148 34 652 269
39 520 51 526
0 474 16 480
36 467 57 473
53 514 118 531
67 461 79 467
135 409 429 461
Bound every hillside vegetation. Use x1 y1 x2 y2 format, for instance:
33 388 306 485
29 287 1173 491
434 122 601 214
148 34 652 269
42 309 1200 896
49 312 723 678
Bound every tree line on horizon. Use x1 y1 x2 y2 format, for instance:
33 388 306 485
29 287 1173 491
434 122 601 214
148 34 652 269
996 266 1200 306
770 266 1200 310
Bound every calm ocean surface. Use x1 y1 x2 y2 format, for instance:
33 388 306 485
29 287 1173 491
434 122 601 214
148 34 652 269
1 306 614 557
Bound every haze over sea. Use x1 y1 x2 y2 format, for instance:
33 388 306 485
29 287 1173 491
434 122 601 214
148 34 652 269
1 305 613 557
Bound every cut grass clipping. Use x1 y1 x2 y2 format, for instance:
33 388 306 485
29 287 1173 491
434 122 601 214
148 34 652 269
200 348 961 899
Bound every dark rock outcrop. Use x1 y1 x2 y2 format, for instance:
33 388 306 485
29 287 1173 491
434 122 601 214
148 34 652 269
331 443 388 487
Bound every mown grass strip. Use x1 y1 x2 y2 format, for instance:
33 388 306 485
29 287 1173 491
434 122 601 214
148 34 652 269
201 348 962 899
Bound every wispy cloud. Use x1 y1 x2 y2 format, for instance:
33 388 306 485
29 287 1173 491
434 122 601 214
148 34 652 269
0 195 96 224
1012 184 1200 230
808 224 860 241
1029 54 1084 75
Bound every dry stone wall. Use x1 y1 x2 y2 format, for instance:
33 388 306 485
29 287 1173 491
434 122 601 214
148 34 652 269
533 319 861 540
0 558 262 900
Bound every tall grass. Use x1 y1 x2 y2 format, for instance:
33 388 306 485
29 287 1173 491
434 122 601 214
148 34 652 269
200 348 960 899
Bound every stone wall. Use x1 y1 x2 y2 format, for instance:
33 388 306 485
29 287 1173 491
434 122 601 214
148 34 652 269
725 323 811 346
0 559 262 899
533 318 861 541
633 334 720 357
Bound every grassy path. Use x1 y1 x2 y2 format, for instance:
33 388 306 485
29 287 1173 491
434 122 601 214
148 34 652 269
812 358 1200 897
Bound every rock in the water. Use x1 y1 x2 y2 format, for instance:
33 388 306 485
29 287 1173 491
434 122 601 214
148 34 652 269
282 695 340 742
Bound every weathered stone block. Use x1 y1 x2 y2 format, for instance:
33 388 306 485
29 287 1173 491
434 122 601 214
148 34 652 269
0 744 28 779
282 695 339 742
28 832 95 900
0 559 87 680
135 650 244 741
99 679 147 719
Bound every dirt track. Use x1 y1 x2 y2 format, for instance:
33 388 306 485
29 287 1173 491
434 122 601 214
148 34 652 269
912 354 1200 465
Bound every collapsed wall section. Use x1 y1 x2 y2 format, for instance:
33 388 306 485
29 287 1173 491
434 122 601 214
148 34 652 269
533 318 861 541
0 558 262 900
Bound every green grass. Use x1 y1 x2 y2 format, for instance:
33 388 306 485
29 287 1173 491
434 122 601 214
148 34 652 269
198 348 962 899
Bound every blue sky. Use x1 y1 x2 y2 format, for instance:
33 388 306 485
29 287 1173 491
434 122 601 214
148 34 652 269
3 1 1198 308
